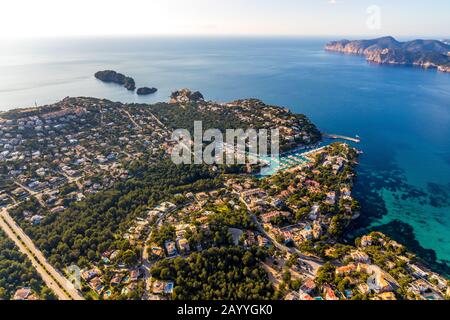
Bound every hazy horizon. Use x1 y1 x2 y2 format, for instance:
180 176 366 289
3 34 449 41
0 0 449 39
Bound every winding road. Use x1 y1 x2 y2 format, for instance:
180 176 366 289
251 215 323 276
236 192 324 277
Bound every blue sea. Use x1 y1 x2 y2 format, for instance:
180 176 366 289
1 37 449 274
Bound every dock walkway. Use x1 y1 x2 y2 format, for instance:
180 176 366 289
322 133 360 143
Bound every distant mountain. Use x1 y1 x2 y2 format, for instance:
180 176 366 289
325 36 450 73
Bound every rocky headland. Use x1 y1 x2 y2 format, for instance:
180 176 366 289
325 36 450 73
170 88 204 104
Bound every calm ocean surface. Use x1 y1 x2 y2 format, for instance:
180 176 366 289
1 37 449 274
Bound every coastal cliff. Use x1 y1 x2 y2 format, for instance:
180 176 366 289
325 36 450 73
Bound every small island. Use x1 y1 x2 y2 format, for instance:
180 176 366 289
94 70 136 91
137 87 158 95
325 36 450 73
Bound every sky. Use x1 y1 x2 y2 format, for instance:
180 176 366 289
0 0 448 38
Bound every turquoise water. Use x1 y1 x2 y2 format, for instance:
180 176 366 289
257 143 322 177
0 37 449 274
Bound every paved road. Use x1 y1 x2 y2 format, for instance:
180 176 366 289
141 212 166 299
0 208 84 300
122 109 143 131
0 213 71 300
59 171 84 190
13 181 46 207
148 110 168 130
252 215 322 276
141 203 188 299
236 193 323 277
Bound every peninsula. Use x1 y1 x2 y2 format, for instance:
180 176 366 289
0 91 448 300
325 36 450 73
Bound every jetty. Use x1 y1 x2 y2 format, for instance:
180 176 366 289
322 133 360 143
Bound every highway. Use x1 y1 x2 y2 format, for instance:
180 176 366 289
0 208 84 300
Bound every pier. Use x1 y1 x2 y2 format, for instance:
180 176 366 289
322 133 360 143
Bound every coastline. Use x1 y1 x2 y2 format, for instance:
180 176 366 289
325 37 450 73
1 37 449 279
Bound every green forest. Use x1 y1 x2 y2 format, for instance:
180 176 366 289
150 246 275 300
0 229 54 300
9 157 222 269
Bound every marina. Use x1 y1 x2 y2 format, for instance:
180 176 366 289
258 144 326 177
257 132 361 177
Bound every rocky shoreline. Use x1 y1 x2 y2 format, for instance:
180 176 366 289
325 36 450 73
